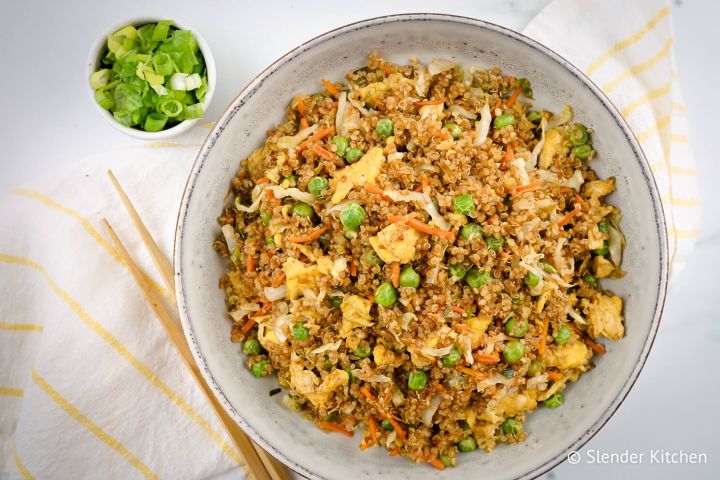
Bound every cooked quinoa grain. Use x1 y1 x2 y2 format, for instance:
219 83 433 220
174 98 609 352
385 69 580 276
215 53 626 468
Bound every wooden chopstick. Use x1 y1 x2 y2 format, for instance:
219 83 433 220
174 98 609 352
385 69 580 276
102 219 280 480
106 172 291 480
107 170 175 295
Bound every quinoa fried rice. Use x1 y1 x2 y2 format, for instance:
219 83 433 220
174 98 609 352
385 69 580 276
214 53 626 469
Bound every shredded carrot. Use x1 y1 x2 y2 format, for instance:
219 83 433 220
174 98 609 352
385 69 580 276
452 324 473 334
556 209 580 227
331 101 338 109
428 458 446 470
246 254 255 273
457 366 488 380
316 421 354 437
584 337 607 355
501 145 514 163
545 370 564 381
387 215 455 240
264 188 275 199
474 353 499 364
514 178 543 194
390 262 400 288
296 126 335 153
382 64 394 76
312 144 336 161
265 129 274 137
256 177 270 185
350 256 357 277
414 97 447 107
300 117 309 129
287 226 328 243
415 176 429 192
368 415 378 445
253 302 273 317
321 79 340 98
359 386 377 402
558 187 574 193
507 86 522 107
494 99 502 109
297 96 306 117
451 306 465 315
239 318 256 334
538 317 549 356
433 383 446 393
383 415 406 441
389 447 400 456
364 184 393 201
272 272 286 288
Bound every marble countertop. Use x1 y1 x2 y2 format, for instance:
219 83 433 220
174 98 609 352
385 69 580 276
1 1 716 478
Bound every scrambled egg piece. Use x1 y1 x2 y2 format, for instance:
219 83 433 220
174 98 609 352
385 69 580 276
357 82 389 107
586 293 624 340
369 223 421 264
593 256 615 278
331 147 385 203
544 339 590 369
339 295 374 337
481 393 537 423
582 178 615 199
256 320 281 348
466 315 493 348
372 344 396 367
409 337 439 367
283 257 333 299
289 353 349 408
539 128 567 169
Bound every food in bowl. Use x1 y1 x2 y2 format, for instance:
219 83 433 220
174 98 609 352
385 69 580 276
90 20 209 132
213 53 626 468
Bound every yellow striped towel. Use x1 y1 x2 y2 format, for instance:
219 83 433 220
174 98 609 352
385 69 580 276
523 0 701 277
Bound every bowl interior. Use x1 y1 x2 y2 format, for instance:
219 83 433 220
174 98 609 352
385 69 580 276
175 14 667 480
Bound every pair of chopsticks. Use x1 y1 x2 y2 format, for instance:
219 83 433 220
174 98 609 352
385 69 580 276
103 171 291 480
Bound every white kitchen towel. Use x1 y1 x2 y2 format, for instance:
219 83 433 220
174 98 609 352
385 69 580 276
523 0 701 277
0 1 701 479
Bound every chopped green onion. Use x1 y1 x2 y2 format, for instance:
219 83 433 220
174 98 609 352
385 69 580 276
159 99 183 117
152 21 172 42
90 69 111 89
152 53 174 76
144 112 167 132
184 103 204 119
95 90 114 110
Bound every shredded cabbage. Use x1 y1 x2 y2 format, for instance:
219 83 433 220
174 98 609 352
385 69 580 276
276 124 318 151
335 91 347 135
221 225 237 253
263 284 287 301
607 211 625 266
449 104 477 120
420 394 442 427
428 58 455 75
310 340 342 355
265 186 315 204
548 104 573 129
474 102 491 146
528 117 548 170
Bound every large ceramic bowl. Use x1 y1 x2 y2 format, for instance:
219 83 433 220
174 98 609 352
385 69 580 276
174 14 668 480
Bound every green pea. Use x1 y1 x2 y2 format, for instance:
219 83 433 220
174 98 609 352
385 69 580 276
330 296 344 308
592 240 609 256
381 419 394 431
526 110 542 124
345 147 364 163
504 317 528 337
542 393 564 409
598 220 609 233
251 360 268 378
308 176 330 197
444 122 462 140
582 273 598 288
284 174 297 185
486 236 505 252
501 368 515 378
292 323 309 341
501 418 523 435
408 370 428 390
364 250 385 267
442 347 461 367
261 211 272 226
264 236 275 245
453 194 475 215
554 324 572 345
399 267 421 288
376 118 394 138
527 359 544 377
541 261 556 274
449 263 468 280
458 437 477 452
465 269 490 288
493 114 515 129
503 340 524 364
569 124 589 146
524 272 540 288
292 202 314 218
571 144 592 160
439 454 454 467
332 135 349 158
374 282 397 307
460 223 483 240
242 339 261 356
340 203 365 229
355 347 371 358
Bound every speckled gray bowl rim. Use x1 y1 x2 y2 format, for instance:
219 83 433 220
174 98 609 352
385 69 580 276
174 13 668 480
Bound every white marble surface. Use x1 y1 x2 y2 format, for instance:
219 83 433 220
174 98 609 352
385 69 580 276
0 0 717 478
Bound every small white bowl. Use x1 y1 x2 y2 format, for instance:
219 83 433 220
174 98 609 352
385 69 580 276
86 17 216 140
